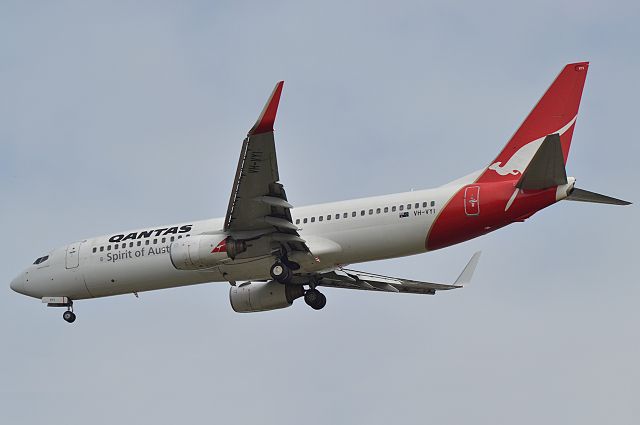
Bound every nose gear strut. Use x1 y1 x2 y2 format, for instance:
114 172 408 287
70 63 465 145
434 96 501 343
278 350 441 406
42 297 77 323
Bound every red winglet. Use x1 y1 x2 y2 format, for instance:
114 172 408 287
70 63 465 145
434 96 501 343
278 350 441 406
248 81 284 136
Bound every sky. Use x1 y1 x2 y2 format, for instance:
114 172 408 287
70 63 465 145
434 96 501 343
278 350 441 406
1 1 639 423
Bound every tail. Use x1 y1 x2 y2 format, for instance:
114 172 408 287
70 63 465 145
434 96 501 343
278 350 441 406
474 61 630 205
476 62 589 184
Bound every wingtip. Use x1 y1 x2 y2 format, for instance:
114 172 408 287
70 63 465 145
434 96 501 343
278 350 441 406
248 81 284 136
454 251 482 286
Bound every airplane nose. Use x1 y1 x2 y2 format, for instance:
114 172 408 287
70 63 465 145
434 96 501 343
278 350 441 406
10 275 24 294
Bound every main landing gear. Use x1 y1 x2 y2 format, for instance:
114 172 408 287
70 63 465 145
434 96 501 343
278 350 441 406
304 288 326 310
270 259 327 310
270 261 292 284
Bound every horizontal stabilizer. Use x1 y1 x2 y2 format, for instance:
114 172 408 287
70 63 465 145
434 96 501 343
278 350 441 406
516 134 567 190
565 188 631 205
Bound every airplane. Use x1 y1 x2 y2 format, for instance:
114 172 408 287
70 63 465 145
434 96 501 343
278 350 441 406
10 61 630 323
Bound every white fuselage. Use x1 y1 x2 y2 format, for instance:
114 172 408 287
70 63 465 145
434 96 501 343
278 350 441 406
11 185 460 301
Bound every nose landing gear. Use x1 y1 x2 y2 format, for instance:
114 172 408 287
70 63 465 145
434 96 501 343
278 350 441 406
43 297 77 323
62 310 76 323
62 301 76 323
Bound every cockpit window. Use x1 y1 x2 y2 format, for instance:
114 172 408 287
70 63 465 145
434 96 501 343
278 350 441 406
33 255 49 265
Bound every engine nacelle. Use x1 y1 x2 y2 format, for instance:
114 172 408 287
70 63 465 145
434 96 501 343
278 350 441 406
229 281 305 313
170 234 246 270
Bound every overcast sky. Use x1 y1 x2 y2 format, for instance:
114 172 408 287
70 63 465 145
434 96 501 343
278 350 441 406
1 1 639 424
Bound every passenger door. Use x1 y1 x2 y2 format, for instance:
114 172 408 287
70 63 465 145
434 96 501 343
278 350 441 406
65 241 82 269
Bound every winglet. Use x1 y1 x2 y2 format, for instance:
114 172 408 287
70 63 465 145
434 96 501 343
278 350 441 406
454 251 482 286
248 81 284 136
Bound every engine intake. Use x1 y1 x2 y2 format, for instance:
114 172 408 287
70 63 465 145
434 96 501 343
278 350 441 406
230 281 304 313
170 235 246 270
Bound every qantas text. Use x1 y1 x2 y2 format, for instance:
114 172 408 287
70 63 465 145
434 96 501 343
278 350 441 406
108 225 193 243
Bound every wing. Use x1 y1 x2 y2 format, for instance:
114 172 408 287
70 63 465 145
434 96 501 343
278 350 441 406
316 252 481 295
224 82 309 254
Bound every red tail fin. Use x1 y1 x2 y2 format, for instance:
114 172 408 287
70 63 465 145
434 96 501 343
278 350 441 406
476 62 589 184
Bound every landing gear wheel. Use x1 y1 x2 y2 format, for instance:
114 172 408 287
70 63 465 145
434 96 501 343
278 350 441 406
63 311 76 323
270 262 292 284
314 292 327 310
304 289 327 310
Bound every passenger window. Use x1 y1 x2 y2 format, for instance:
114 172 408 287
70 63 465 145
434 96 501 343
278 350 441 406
376 208 381 214
392 206 396 212
384 207 388 213
336 214 340 219
423 202 427 208
303 218 308 224
107 245 111 251
344 213 348 218
162 237 166 243
415 203 419 209
153 239 157 244
368 209 373 215
399 205 404 211
137 241 142 246
177 235 182 239
130 242 134 248
319 216 323 222
93 247 97 253
431 201 435 207
352 212 356 217
146 240 150 246
115 244 119 249
407 204 411 210
296 219 300 225
170 237 175 242
311 217 315 223
100 246 104 252
327 215 331 220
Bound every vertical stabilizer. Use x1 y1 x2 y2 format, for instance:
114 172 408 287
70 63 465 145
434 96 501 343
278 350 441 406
476 62 589 184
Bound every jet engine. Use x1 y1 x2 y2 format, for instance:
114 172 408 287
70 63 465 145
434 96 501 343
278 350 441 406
229 281 305 313
170 234 246 270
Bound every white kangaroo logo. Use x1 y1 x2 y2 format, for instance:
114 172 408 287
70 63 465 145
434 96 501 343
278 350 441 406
489 116 577 176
